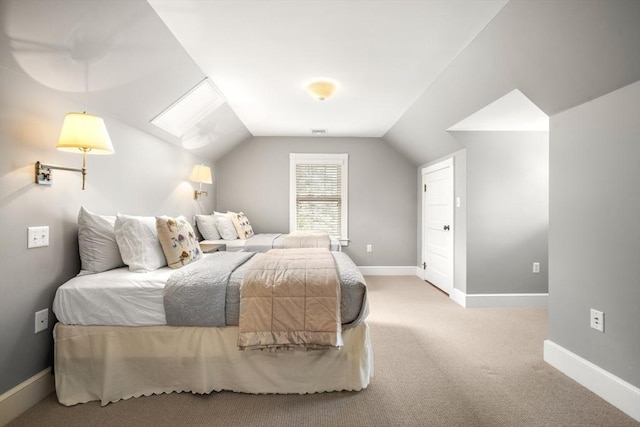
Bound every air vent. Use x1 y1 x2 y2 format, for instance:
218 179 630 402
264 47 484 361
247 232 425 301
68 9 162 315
311 129 327 136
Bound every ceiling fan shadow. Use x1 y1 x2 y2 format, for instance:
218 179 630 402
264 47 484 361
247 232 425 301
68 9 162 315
3 0 171 93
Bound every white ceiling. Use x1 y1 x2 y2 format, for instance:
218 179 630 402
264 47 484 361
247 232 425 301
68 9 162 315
148 0 508 138
448 89 549 132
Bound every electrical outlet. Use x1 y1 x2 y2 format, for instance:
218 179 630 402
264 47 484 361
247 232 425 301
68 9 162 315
532 262 540 273
366 244 372 253
590 308 604 332
35 309 48 334
28 226 49 248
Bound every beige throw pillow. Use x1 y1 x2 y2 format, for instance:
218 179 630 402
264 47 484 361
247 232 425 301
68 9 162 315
156 216 202 269
230 211 255 240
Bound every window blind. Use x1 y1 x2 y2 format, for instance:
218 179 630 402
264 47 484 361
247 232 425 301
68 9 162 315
295 163 342 237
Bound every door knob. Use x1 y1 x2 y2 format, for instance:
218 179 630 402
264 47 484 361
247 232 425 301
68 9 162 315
443 225 450 231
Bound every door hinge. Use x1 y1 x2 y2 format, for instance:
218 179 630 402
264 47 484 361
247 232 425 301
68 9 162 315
424 184 427 192
422 262 427 269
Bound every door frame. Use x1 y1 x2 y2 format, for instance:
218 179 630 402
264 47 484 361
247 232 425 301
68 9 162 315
420 157 454 290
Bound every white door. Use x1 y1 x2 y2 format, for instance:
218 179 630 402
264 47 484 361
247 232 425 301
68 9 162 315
421 158 454 294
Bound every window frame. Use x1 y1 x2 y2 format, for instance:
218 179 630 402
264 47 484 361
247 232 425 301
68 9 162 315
289 153 349 246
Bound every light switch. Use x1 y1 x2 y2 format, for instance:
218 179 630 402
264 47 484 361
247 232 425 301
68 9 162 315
28 226 49 248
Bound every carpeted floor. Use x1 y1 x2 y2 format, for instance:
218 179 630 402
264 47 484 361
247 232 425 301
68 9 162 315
8 276 638 426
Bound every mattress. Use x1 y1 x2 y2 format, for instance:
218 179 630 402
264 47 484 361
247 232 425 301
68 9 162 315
201 233 341 253
53 252 367 327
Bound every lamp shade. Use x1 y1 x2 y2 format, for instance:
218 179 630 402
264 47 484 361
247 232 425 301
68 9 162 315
189 164 212 184
56 112 114 154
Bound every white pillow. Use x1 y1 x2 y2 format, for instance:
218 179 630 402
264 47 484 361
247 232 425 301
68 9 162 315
214 211 238 240
77 206 124 274
196 214 221 240
114 214 167 273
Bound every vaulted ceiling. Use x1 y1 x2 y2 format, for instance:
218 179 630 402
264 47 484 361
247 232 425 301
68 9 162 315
147 0 507 138
2 0 638 166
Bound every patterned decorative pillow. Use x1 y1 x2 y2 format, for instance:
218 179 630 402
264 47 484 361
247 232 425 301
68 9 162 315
230 211 255 240
156 216 202 269
214 211 238 240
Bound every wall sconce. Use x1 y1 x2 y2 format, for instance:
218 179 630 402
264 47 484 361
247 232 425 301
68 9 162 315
35 112 114 190
189 164 212 200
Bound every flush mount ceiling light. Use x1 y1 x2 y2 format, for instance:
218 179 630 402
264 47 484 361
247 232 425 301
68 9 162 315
306 79 339 101
151 78 225 137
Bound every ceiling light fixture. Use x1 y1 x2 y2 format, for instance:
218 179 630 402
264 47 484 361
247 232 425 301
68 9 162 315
306 79 338 101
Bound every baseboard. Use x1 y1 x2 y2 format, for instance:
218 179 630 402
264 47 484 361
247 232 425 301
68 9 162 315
449 288 467 307
358 266 417 276
446 290 548 308
544 340 640 421
0 367 55 427
464 292 548 308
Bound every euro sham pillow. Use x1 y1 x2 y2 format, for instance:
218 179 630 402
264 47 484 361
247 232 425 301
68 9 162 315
114 214 167 273
77 206 125 274
230 211 254 240
156 216 202 269
214 211 238 240
195 214 221 240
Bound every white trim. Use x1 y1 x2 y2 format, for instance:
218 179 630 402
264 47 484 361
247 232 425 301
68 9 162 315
465 293 548 308
358 266 417 276
544 340 640 421
443 289 548 308
449 288 467 307
0 367 54 426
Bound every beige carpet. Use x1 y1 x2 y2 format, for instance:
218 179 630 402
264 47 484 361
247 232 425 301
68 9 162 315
9 276 637 426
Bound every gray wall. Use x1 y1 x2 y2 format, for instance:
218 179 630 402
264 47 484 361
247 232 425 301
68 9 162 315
549 81 640 387
215 136 417 266
459 131 549 294
417 131 549 296
0 66 215 394
384 0 640 166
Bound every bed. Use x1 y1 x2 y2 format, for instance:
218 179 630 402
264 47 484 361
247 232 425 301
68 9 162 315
193 212 342 253
52 211 372 406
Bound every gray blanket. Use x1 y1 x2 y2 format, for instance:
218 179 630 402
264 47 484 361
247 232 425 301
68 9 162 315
164 252 254 326
164 251 368 328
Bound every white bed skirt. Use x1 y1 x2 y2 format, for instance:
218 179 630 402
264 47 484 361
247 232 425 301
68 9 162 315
54 323 373 406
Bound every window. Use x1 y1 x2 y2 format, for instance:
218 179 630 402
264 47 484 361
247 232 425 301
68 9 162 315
290 153 348 245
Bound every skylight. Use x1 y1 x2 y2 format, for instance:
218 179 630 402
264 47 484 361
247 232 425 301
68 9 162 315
151 78 225 137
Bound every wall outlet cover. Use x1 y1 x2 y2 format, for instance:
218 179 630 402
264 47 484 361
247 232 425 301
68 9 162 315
35 309 48 334
590 308 604 332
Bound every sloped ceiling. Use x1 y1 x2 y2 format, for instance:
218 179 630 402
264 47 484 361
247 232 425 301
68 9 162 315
2 0 638 166
448 90 548 132
148 0 507 138
0 0 250 161
384 0 640 165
